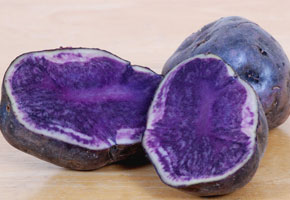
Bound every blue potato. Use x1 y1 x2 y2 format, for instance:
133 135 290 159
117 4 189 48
144 55 268 196
0 48 162 170
163 16 290 129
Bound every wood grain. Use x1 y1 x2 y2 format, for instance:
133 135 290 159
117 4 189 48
0 0 290 199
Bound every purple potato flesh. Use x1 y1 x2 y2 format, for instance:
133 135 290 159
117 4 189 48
143 54 268 196
163 16 290 129
0 48 162 170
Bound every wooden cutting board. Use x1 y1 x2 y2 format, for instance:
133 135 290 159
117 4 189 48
0 0 290 199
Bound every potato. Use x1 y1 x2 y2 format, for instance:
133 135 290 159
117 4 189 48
144 54 268 196
0 48 162 170
163 16 290 129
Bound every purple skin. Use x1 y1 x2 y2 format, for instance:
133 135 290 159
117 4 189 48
143 55 268 196
0 48 162 170
163 16 290 129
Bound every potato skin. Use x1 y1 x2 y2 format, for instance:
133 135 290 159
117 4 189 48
163 16 290 129
175 100 268 196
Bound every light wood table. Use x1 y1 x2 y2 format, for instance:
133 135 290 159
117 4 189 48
0 0 290 199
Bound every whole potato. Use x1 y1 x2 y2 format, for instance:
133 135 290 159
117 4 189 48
163 16 290 129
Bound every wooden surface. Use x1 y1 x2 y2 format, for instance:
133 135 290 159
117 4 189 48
1 0 290 199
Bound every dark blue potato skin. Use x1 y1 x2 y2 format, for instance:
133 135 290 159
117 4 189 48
0 48 151 170
163 16 290 129
173 100 268 196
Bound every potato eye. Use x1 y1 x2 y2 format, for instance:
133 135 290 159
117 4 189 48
6 105 10 112
245 69 260 83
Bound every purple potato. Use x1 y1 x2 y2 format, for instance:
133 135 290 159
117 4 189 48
163 16 290 129
143 54 268 196
0 48 162 170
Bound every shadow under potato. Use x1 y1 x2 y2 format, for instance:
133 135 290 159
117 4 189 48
116 149 151 169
